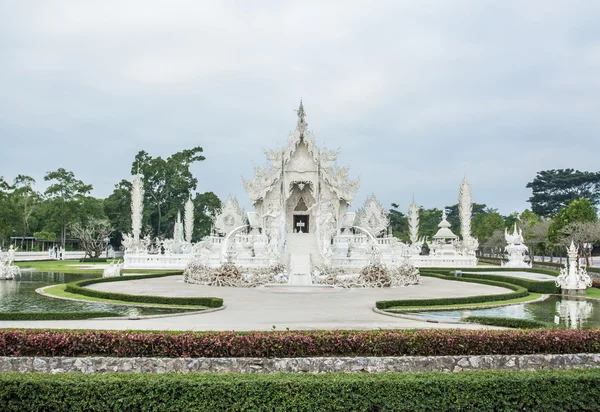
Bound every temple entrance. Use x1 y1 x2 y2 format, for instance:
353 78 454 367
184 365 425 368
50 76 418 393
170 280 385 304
293 215 309 233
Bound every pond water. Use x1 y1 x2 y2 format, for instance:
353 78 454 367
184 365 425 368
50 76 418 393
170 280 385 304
0 272 194 317
412 295 600 329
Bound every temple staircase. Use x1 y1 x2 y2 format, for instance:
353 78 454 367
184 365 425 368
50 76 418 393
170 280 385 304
285 233 320 285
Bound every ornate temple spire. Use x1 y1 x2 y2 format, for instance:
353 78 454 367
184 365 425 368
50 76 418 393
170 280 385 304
130 174 144 243
408 197 420 244
458 175 473 240
184 194 194 243
296 99 308 136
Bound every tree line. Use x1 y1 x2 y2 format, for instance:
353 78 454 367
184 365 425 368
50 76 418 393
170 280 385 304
0 147 221 257
1 161 598 261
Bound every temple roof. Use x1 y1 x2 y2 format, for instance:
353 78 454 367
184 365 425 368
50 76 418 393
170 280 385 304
242 101 360 204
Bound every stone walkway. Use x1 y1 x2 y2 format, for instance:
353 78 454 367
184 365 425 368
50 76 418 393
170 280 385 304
0 276 513 331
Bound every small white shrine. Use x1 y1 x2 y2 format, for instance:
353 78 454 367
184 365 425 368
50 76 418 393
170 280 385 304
123 102 479 282
556 241 592 295
503 223 531 268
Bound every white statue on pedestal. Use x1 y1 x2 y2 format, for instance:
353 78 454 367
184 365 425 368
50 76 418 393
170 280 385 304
556 241 592 294
503 223 531 268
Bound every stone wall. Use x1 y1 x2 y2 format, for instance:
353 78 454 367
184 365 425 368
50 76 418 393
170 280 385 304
1 354 599 374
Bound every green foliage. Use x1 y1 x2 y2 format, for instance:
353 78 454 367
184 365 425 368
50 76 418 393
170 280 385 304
445 203 488 232
418 207 442 239
65 273 223 308
527 168 600 217
0 312 120 321
472 210 505 242
79 258 108 263
389 202 409 242
132 147 205 237
548 198 597 243
464 316 554 329
376 273 528 309
1 370 599 411
193 191 221 240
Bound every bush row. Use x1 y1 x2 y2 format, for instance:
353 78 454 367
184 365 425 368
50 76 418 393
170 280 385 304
1 370 599 411
65 273 223 308
3 329 599 357
0 312 121 321
464 316 553 329
78 258 107 263
376 273 528 309
481 256 600 274
423 269 559 294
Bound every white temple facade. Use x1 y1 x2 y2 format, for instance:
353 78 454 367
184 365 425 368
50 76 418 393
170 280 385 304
123 102 478 274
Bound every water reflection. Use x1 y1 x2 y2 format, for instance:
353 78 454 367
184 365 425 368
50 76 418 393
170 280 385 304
412 295 600 329
0 272 192 317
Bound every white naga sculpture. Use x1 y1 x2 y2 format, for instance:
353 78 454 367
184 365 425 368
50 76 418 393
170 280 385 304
0 245 21 280
102 260 123 278
123 101 477 281
556 241 592 294
503 223 531 268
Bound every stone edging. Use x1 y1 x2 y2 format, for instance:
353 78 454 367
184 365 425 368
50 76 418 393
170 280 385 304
1 354 599 374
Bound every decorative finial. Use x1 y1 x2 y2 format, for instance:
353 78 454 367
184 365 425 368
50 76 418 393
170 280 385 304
296 99 307 135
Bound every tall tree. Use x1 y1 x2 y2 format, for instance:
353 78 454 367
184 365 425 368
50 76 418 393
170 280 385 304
193 191 222 240
526 169 600 217
43 168 93 247
132 147 205 237
472 210 505 243
548 198 597 244
418 208 443 239
389 203 409 242
11 175 40 240
444 203 488 233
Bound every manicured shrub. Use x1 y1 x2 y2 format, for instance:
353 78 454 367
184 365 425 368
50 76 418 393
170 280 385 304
423 270 560 294
65 273 223 308
1 329 599 358
79 258 107 263
464 316 553 329
376 273 528 309
1 370 599 411
0 312 121 321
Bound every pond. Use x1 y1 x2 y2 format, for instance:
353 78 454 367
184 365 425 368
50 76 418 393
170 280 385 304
412 295 600 329
0 272 194 317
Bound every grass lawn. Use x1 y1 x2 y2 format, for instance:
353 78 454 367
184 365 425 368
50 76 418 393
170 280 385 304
586 288 600 299
16 260 180 275
43 284 207 310
386 292 543 312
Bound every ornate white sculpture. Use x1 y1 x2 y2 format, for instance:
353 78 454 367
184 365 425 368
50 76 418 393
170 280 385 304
131 174 144 244
102 260 123 278
214 196 246 236
0 245 21 280
503 223 531 268
429 210 458 256
457 176 479 256
184 195 194 243
354 194 389 237
556 241 592 294
407 197 424 255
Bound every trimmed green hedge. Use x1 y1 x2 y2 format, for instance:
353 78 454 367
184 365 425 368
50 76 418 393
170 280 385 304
79 258 107 263
1 370 599 411
422 269 559 294
481 257 600 274
464 316 553 329
376 273 528 309
0 312 121 321
65 273 223 308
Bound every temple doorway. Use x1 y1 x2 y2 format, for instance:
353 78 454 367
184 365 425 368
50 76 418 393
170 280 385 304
293 215 309 233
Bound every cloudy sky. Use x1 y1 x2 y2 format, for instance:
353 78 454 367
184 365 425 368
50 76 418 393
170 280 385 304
1 1 599 215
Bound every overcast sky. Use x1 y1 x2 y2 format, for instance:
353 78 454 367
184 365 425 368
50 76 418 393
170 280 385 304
1 1 599 215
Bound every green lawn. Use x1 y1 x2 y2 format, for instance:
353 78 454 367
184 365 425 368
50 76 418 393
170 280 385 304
386 292 543 312
586 287 600 299
43 284 207 310
16 260 180 275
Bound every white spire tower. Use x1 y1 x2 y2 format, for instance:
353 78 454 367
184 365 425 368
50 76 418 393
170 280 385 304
458 176 473 241
184 195 194 243
408 196 420 244
130 174 144 244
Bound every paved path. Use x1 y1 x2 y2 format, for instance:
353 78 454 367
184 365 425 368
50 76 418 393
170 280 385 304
0 276 513 331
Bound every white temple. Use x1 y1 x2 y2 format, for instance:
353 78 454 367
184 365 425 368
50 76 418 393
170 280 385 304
503 223 531 268
123 102 478 277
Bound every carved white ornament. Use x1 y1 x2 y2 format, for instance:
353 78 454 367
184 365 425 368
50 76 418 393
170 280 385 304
556 241 592 291
354 194 389 237
214 196 246 236
503 223 531 268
